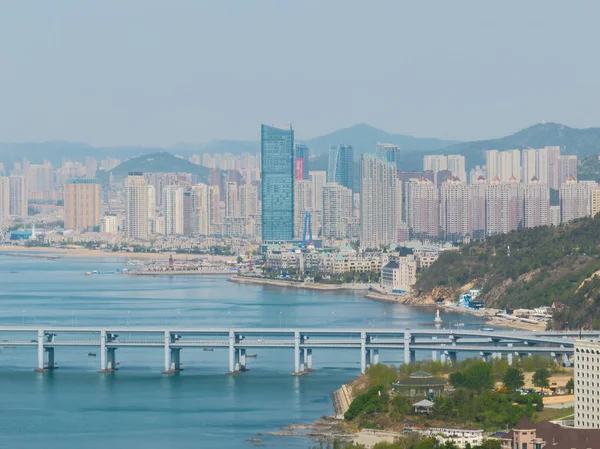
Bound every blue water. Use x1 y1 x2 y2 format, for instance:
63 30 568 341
0 255 485 448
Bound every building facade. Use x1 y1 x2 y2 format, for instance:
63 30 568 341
328 144 354 191
575 339 600 428
63 178 102 231
322 182 352 240
125 173 149 239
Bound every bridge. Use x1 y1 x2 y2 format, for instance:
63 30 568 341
0 326 597 375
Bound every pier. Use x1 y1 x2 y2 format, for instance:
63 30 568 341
0 326 596 375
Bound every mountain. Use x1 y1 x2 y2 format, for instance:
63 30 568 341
578 153 600 183
303 123 458 155
411 216 600 330
434 122 600 170
109 152 210 180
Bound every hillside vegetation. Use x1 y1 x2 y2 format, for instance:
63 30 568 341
414 216 600 329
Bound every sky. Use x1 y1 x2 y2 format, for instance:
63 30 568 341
0 0 599 146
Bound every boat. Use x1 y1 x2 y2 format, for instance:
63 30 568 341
246 354 258 358
88 352 96 357
203 348 214 352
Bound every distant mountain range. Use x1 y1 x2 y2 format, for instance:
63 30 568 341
2 122 600 173
109 152 210 180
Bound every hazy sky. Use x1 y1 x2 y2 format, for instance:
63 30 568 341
1 1 599 146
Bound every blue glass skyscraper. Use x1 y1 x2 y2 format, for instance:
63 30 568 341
261 124 295 242
327 144 354 191
294 144 310 180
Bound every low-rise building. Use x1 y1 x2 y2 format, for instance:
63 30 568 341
501 416 600 449
405 426 483 449
380 255 417 294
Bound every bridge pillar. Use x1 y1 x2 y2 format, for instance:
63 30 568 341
163 331 171 373
448 351 458 365
239 348 247 371
37 329 44 371
306 348 313 370
432 336 438 362
294 331 301 374
228 330 235 373
440 351 447 364
106 348 117 371
100 330 107 371
372 349 379 365
170 348 182 372
404 331 415 365
46 347 55 370
360 331 367 374
507 343 513 365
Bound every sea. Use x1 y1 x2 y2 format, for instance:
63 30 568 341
0 255 485 449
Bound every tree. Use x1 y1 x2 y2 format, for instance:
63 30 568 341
503 367 525 391
237 256 243 264
532 368 550 390
565 377 574 394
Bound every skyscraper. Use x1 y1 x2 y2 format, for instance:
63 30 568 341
261 124 294 242
163 186 184 235
447 155 466 183
521 179 549 228
225 182 239 218
327 144 354 191
558 155 578 186
546 146 561 190
9 176 27 217
376 143 402 170
63 178 102 231
239 183 259 218
309 171 326 212
322 182 352 240
485 178 520 235
293 180 312 238
407 177 439 239
522 149 537 183
125 173 149 239
360 155 400 250
294 144 309 180
469 176 487 238
440 177 470 240
560 178 594 223
486 149 520 182
191 183 210 236
0 177 10 219
423 155 447 173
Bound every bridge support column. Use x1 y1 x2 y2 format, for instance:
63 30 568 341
440 351 447 364
404 331 415 365
306 348 313 370
228 330 235 373
239 348 247 371
372 349 379 365
432 336 438 362
562 353 570 367
106 348 117 371
46 347 55 370
293 331 302 374
36 329 44 371
163 331 171 373
360 331 367 374
100 330 107 372
169 348 182 372
507 343 513 365
448 351 458 365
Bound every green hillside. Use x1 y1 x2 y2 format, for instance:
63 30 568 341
414 216 600 329
578 153 600 183
110 152 210 180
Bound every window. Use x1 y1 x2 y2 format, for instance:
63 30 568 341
522 443 527 449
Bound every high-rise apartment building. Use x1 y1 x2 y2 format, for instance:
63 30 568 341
591 187 600 218
327 144 354 191
9 176 27 217
407 177 439 239
239 183 259 218
440 177 470 240
322 182 352 240
125 173 149 239
522 149 538 183
485 178 520 235
376 143 402 170
486 150 498 181
63 179 102 231
360 155 400 250
547 146 561 190
574 339 600 428
163 186 184 235
225 182 239 218
447 155 466 183
560 178 594 223
100 215 120 234
522 146 559 185
208 185 221 228
147 185 156 218
309 171 326 212
520 179 549 228
423 155 447 173
549 205 561 226
85 157 98 179
558 156 578 186
293 180 312 238
470 176 487 238
261 124 294 242
0 177 9 219
27 163 53 199
486 149 520 182
294 144 309 180
191 184 209 235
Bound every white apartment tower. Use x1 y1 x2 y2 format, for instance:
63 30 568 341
469 176 487 238
125 173 149 239
239 183 259 218
440 177 471 240
485 178 521 235
322 182 352 240
423 155 447 173
293 180 312 238
360 155 400 250
558 156 578 186
447 155 467 183
191 184 209 236
9 176 28 217
407 177 438 239
225 182 239 219
163 186 184 235
486 149 520 182
0 177 9 219
520 179 549 228
574 339 600 429
560 178 594 223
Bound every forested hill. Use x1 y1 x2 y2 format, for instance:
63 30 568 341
414 216 600 329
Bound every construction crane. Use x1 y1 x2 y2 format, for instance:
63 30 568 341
302 212 313 249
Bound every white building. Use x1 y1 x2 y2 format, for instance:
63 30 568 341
520 179 549 228
360 155 401 250
560 178 595 223
191 183 209 236
407 177 438 239
447 155 466 183
239 183 259 218
9 176 27 217
322 182 352 240
486 149 520 182
0 177 9 219
485 177 520 235
225 182 239 219
380 255 417 294
163 186 184 235
549 205 561 226
574 339 600 429
294 180 313 238
440 177 470 240
100 215 120 234
558 155 578 186
423 155 447 173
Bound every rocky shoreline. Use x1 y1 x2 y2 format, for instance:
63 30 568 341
228 275 371 291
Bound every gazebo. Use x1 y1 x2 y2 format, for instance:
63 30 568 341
413 399 435 414
392 371 447 398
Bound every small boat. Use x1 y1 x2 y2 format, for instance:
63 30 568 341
88 352 97 357
203 348 214 352
246 354 258 358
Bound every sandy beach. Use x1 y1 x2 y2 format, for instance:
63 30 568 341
0 245 237 262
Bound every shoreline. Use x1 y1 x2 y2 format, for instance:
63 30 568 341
228 275 371 291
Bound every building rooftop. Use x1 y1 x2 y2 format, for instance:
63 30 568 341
503 418 600 449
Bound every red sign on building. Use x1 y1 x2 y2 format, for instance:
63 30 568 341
295 157 304 181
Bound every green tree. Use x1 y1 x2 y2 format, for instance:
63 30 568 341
532 368 550 390
565 377 574 394
503 367 525 391
237 256 243 264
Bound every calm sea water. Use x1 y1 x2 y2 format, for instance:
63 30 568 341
0 255 484 449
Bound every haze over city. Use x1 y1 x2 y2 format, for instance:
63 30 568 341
1 0 600 146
